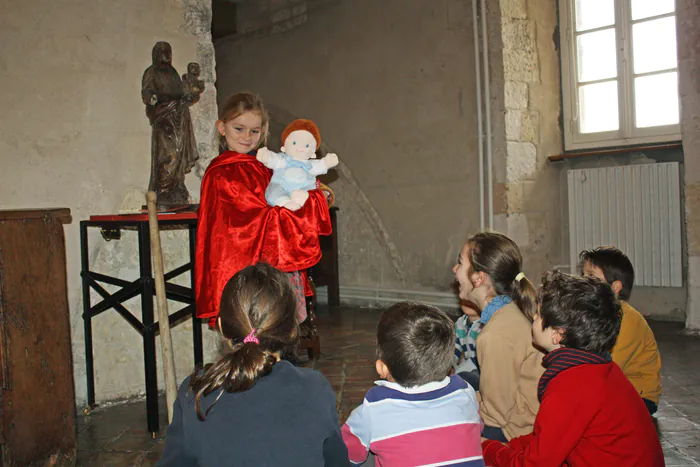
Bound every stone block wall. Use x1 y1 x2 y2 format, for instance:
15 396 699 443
678 0 700 329
491 0 564 282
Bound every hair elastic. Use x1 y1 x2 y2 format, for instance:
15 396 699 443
243 328 260 345
515 272 525 282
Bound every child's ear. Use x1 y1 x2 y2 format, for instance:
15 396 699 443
552 327 564 346
471 271 484 288
216 120 225 136
375 360 390 379
611 280 623 297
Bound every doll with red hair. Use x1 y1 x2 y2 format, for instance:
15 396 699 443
257 119 339 210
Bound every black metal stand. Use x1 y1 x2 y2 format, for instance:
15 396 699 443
80 214 203 434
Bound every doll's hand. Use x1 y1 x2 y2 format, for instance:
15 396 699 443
256 147 271 164
323 153 339 169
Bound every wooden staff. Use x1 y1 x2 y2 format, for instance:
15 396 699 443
146 191 177 424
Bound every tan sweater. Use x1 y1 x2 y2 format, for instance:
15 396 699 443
476 302 544 440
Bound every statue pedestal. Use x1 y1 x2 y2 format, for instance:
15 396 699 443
80 211 202 435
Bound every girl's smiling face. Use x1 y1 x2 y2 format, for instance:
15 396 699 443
217 111 263 154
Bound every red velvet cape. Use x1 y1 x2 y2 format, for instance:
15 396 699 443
195 151 331 320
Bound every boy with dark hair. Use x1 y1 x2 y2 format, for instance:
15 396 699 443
482 271 664 467
580 246 662 414
342 302 485 467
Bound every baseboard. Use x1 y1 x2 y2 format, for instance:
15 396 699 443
315 285 461 315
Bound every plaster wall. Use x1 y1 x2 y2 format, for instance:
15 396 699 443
215 0 482 293
0 0 220 406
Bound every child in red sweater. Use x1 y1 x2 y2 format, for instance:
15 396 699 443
482 271 665 467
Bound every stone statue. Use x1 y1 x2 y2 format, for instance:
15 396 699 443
141 42 203 209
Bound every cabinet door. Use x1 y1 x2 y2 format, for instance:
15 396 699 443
0 217 76 464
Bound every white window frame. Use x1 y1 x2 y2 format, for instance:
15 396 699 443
559 0 682 151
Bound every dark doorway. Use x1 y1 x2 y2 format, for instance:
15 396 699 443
212 0 238 41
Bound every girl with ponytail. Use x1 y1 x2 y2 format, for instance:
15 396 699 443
453 232 544 443
157 263 348 467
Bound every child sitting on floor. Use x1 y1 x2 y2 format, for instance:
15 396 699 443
157 263 348 467
454 302 485 390
342 302 485 467
580 246 662 414
481 271 664 467
453 231 544 442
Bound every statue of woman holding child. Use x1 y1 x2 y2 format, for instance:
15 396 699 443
141 41 204 209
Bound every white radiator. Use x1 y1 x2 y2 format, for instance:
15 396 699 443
567 162 682 287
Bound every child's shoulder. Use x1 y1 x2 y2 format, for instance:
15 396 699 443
620 301 647 321
620 301 656 335
483 303 529 333
365 376 472 404
275 361 335 394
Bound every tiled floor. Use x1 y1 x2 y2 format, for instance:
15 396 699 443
76 307 700 466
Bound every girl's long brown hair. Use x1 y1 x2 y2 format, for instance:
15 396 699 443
467 231 537 321
189 263 298 420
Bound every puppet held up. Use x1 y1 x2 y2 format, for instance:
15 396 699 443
257 119 339 211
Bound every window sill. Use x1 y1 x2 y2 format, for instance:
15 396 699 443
549 142 682 162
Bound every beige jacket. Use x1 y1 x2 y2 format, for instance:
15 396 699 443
476 302 544 440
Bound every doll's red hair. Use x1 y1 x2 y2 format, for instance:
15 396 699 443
281 119 321 149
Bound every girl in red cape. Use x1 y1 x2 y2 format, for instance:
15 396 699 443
195 93 331 327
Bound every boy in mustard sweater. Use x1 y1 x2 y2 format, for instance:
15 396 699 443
580 246 662 414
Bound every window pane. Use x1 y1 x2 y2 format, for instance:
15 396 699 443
579 81 619 133
575 0 615 31
635 72 679 128
633 17 678 74
577 28 617 82
631 0 675 20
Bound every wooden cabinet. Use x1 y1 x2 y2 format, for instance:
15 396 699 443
0 209 76 466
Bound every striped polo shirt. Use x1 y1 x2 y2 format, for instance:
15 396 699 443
341 375 485 466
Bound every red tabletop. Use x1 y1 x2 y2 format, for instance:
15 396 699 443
88 211 198 222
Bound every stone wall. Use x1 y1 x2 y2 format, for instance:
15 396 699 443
0 0 219 405
678 0 700 329
215 0 483 295
490 0 565 283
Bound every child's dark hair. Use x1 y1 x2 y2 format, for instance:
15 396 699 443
377 302 455 387
538 270 622 354
189 263 298 420
579 246 635 301
467 231 537 321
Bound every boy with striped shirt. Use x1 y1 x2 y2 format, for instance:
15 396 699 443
341 302 485 467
